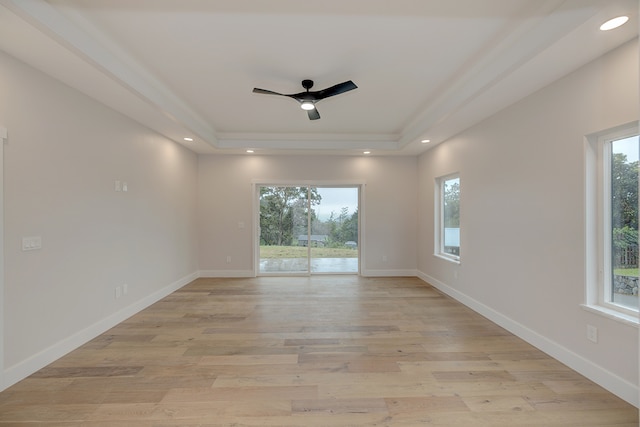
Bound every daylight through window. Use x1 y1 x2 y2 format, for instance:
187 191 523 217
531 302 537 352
585 124 640 323
607 132 639 312
435 174 460 262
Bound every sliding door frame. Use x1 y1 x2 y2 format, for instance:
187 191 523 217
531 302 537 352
252 180 366 277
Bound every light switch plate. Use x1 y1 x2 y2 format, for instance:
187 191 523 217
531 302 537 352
22 236 42 251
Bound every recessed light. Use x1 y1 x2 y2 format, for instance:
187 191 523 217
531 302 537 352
421 139 430 144
363 151 371 155
246 149 254 153
183 137 193 142
600 16 629 31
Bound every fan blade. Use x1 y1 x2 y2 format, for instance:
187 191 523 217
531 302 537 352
307 108 321 120
315 80 357 100
253 88 284 96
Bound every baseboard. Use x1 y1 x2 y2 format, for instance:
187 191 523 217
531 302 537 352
1 271 198 391
416 271 639 408
360 269 418 277
198 270 255 278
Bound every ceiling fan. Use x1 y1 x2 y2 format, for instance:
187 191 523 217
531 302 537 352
252 79 357 120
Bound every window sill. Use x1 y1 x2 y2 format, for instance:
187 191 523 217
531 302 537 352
580 304 639 328
434 253 461 265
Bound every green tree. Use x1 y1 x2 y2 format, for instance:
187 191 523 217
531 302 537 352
611 153 639 268
327 207 358 245
342 209 358 243
260 187 321 245
443 179 460 228
611 153 638 231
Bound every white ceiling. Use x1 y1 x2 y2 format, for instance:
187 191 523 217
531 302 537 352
0 0 637 155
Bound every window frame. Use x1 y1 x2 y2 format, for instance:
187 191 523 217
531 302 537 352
434 173 461 264
584 122 639 325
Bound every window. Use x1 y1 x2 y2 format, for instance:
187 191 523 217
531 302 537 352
435 174 460 262
585 123 639 323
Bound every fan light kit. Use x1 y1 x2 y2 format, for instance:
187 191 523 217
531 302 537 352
253 79 358 120
300 101 315 111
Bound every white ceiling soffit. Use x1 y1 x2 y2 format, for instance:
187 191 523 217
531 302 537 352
0 0 637 156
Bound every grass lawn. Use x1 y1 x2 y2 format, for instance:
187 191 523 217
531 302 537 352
614 268 639 277
260 245 357 259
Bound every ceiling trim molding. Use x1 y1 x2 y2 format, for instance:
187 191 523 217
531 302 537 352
217 132 400 151
217 138 398 151
217 132 400 142
398 0 601 148
1 0 219 148
1 0 634 157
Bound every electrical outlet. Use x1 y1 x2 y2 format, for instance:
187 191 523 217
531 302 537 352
122 283 128 295
587 324 598 343
115 286 122 299
382 255 388 262
226 256 232 263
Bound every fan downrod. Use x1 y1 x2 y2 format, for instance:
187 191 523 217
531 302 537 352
301 79 314 91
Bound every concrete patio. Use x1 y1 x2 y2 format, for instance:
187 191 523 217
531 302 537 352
259 257 358 274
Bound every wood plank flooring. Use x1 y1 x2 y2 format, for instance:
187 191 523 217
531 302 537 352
0 276 637 426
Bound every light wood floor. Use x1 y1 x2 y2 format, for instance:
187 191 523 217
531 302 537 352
0 276 637 426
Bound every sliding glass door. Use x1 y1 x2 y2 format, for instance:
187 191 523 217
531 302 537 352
310 187 358 273
258 185 359 275
258 186 310 274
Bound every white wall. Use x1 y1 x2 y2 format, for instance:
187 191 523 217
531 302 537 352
0 51 200 388
417 39 639 405
1 28 636 409
198 155 418 276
